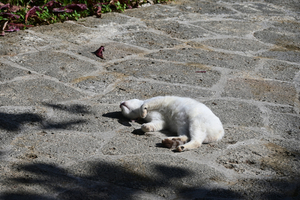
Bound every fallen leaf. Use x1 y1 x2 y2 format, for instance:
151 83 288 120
25 6 42 23
95 46 105 59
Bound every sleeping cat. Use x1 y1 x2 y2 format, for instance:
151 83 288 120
120 96 224 152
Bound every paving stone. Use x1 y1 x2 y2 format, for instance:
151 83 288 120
0 31 53 56
31 22 98 44
204 99 263 127
268 113 300 140
113 31 181 50
217 142 300 177
106 59 221 88
10 130 105 164
264 0 300 12
200 38 270 52
254 27 300 50
228 177 300 200
94 79 215 104
257 59 300 82
174 0 237 15
192 20 262 36
146 48 260 70
232 3 285 15
42 103 122 133
69 154 227 198
145 21 215 40
257 50 300 63
77 13 134 28
73 42 146 62
8 51 97 83
101 128 168 155
0 78 85 106
0 62 30 82
123 4 184 20
221 78 297 105
72 72 125 94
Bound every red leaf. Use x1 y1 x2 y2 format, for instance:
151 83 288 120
95 46 105 59
42 0 62 10
25 6 42 23
0 12 20 19
52 4 87 13
0 3 10 10
94 4 102 18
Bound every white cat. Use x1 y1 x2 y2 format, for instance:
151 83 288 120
120 96 224 152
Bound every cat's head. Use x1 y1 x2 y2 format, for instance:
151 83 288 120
120 99 144 119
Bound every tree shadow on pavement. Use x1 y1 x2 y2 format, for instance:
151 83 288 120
0 161 243 200
2 160 299 199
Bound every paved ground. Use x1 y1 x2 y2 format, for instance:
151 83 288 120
0 0 300 199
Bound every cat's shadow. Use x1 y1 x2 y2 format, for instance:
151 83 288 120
103 111 174 149
102 111 145 127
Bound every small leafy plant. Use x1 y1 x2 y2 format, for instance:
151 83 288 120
0 0 172 36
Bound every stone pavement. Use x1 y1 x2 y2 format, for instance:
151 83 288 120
0 0 300 199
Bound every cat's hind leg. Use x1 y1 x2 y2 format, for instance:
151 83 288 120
176 120 207 152
162 126 189 149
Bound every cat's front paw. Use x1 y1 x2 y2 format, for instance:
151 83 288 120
140 103 148 118
141 124 155 132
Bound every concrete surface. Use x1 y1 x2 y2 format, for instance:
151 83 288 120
0 0 300 199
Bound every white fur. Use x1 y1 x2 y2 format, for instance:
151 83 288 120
120 96 224 151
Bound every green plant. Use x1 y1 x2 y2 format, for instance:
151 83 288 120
115 1 126 12
101 4 112 13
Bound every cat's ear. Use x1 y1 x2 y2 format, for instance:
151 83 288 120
140 103 148 118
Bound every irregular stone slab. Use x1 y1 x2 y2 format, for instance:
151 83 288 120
257 59 300 82
73 42 146 62
221 78 297 105
217 142 300 194
31 21 97 44
220 142 300 176
268 113 300 140
43 103 122 133
113 31 181 50
0 78 85 106
106 60 221 88
200 38 270 52
173 0 237 15
146 48 260 70
8 51 97 83
146 21 215 40
266 104 297 114
203 99 263 127
72 72 126 94
229 177 300 200
193 20 262 36
0 106 44 131
0 31 52 56
77 13 134 28
0 62 30 82
264 0 300 12
94 79 215 104
10 130 105 164
257 50 300 63
254 27 300 51
70 154 227 198
232 3 285 15
101 128 169 155
123 4 184 20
